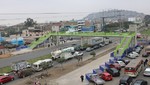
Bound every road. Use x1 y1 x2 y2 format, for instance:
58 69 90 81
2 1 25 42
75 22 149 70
0 40 81 68
6 41 116 85
0 37 119 68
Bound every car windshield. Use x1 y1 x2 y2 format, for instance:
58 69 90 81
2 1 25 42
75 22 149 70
125 67 135 71
144 70 150 74
133 81 142 85
111 68 118 72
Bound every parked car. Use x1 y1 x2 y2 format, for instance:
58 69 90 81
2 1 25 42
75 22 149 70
139 45 144 49
106 68 120 77
142 52 149 57
132 79 148 85
86 73 105 85
100 72 113 81
119 75 133 85
80 46 86 51
116 61 126 67
86 47 93 52
109 63 121 71
93 45 100 49
0 75 14 84
134 47 142 53
99 43 105 47
127 52 139 59
118 59 130 65
143 67 150 76
74 51 83 57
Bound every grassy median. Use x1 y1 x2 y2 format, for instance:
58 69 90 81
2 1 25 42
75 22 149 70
0 54 52 73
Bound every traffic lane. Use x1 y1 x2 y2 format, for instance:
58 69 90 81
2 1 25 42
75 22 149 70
0 40 80 68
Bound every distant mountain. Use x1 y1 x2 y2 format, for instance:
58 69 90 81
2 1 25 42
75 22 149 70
83 9 145 21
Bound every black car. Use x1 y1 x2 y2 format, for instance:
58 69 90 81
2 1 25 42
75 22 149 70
106 68 120 77
80 46 86 51
119 75 133 85
132 79 148 85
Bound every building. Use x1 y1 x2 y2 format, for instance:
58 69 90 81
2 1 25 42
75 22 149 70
51 22 62 32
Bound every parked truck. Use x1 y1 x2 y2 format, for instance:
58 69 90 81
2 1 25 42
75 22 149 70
51 47 75 60
11 60 34 78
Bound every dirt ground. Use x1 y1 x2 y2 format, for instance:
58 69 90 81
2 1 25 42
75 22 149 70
0 54 11 59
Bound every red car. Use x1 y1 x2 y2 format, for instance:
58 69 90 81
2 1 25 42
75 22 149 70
100 72 113 81
109 63 121 71
0 75 14 84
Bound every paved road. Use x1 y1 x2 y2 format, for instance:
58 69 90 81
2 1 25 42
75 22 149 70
0 37 119 68
0 40 80 68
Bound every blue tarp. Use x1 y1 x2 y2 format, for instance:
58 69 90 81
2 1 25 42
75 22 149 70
0 37 5 42
11 37 24 45
81 26 95 32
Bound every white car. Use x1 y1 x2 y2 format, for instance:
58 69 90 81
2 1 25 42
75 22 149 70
143 68 150 76
116 61 126 67
127 52 139 59
74 51 83 56
131 52 139 56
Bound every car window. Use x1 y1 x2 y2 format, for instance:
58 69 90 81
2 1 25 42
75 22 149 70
2 77 7 80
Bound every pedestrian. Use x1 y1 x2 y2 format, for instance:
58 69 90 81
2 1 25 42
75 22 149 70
144 59 148 67
80 75 84 82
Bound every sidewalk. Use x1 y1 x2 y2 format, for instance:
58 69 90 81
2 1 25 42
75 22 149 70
49 52 111 85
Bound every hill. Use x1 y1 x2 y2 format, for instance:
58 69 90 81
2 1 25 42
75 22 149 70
83 9 145 21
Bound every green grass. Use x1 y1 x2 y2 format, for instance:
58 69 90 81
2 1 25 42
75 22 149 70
0 54 52 73
0 66 12 73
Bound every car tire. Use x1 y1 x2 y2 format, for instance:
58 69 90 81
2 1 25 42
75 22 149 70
11 78 14 81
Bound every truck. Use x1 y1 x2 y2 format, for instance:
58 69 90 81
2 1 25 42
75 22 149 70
32 59 53 71
11 60 33 78
51 47 75 60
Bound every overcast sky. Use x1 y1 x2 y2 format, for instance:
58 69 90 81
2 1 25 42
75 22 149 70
0 0 150 14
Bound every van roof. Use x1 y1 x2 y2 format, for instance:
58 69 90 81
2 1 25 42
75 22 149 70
33 59 52 65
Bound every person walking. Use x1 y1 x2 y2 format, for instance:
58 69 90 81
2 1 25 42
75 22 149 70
80 75 84 82
144 59 148 67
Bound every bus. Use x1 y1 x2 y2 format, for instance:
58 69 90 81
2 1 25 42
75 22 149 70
33 59 53 71
145 45 150 54
124 58 143 77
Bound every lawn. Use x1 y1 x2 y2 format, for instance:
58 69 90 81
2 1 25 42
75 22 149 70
0 54 52 73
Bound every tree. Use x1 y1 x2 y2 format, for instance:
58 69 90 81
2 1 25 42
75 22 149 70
56 57 65 70
90 51 96 59
24 18 37 27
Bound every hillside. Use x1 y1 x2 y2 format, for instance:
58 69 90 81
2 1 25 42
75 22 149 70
83 9 145 21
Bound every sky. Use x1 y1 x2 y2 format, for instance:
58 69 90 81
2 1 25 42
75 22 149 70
0 0 150 14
